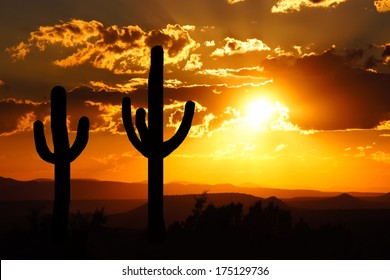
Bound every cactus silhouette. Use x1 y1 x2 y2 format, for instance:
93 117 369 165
122 46 195 242
34 86 89 243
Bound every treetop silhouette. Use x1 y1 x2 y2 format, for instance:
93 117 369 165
122 45 195 242
33 86 90 244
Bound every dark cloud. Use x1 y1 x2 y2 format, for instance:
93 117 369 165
0 98 48 136
261 49 390 130
382 44 390 57
7 20 198 74
0 84 222 137
3 44 390 136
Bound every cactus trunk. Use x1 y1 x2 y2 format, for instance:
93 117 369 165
122 46 195 242
148 157 165 241
51 86 71 242
147 47 166 241
53 161 70 242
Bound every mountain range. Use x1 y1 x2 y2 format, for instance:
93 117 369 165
1 176 386 200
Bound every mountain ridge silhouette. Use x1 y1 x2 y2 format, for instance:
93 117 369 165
1 176 388 200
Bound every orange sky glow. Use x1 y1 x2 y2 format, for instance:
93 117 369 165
2 0 390 193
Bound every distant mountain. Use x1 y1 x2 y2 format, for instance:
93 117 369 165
0 176 21 186
376 192 390 202
0 177 54 200
166 182 343 198
0 176 388 201
0 177 147 200
284 193 390 209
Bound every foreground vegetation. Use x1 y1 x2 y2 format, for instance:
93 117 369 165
1 194 390 259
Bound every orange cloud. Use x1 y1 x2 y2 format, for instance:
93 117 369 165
198 66 264 78
7 19 199 74
188 112 217 138
164 79 184 88
226 0 245 4
271 0 347 13
0 80 5 87
209 142 258 160
84 101 123 134
165 100 207 137
183 54 203 71
371 150 390 164
0 111 36 136
0 98 46 136
89 78 148 93
196 66 271 88
375 0 390 12
211 37 270 57
375 120 390 130
204 40 216 47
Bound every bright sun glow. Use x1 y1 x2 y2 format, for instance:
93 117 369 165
245 97 297 131
246 98 277 128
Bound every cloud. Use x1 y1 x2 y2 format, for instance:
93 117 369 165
381 43 390 65
183 54 203 71
0 82 305 141
90 77 193 91
1 111 37 137
198 66 264 78
7 19 199 74
209 143 257 160
84 101 123 134
211 37 270 57
0 98 46 136
375 0 390 12
226 0 245 4
204 41 216 47
196 66 272 88
371 150 390 164
382 44 390 57
261 47 390 130
274 144 288 152
89 78 148 93
0 80 6 87
375 120 390 130
271 0 347 13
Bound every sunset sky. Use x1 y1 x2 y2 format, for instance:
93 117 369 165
2 0 390 192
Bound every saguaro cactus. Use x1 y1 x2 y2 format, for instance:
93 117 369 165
122 46 195 241
34 86 89 243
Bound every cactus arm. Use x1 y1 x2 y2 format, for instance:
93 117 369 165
122 97 148 157
69 116 90 162
135 108 149 145
33 120 56 164
163 101 195 157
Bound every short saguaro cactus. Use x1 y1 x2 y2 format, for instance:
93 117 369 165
34 86 89 243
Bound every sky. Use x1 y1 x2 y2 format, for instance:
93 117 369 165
2 0 390 192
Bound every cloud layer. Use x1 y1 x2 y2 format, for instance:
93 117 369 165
375 0 390 12
7 20 199 74
261 47 390 129
3 44 390 135
271 0 347 13
211 37 270 57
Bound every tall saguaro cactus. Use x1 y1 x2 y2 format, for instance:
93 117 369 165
122 46 195 241
34 86 89 243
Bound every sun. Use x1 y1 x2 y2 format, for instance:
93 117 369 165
244 97 297 131
246 98 277 129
